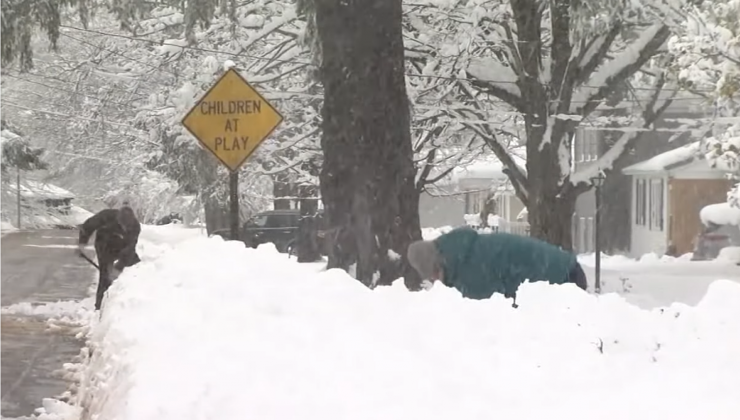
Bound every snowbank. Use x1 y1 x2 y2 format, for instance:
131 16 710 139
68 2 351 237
421 225 453 240
1 299 92 323
701 202 740 226
1 219 18 234
80 235 740 420
717 246 740 263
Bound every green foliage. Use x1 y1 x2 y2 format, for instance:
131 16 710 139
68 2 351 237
1 0 89 71
1 0 234 70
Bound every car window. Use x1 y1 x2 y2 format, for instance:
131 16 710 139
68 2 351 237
265 214 300 228
250 215 268 227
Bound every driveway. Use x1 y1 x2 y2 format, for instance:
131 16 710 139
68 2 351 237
1 229 94 418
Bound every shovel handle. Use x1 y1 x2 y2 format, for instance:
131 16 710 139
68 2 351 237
79 251 100 270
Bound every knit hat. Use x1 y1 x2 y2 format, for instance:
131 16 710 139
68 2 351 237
407 240 443 280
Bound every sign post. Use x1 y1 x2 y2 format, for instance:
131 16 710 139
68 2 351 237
182 68 284 240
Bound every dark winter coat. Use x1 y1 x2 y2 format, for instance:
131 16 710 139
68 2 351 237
434 227 580 300
78 207 141 269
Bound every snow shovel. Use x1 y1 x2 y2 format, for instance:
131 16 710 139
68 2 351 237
78 251 100 270
73 224 100 270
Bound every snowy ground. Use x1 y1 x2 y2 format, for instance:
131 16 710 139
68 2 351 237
1 220 18 236
63 225 740 420
1 206 93 233
577 252 740 309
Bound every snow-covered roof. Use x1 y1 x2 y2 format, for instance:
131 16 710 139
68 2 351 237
700 202 740 227
6 181 75 200
452 160 511 181
443 155 526 182
622 142 707 175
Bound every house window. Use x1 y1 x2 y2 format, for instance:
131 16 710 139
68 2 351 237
635 179 647 226
649 179 664 231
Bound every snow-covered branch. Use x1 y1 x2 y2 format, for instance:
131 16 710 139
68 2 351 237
570 75 676 186
573 23 672 117
466 58 524 112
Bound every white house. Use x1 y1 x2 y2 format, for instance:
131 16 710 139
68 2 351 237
419 158 528 233
622 142 734 257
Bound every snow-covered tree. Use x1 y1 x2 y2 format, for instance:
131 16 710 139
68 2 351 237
669 0 740 206
1 0 91 71
403 0 681 249
124 1 318 231
1 120 48 173
3 0 319 229
0 121 51 227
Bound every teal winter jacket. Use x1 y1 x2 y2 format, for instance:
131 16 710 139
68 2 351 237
433 227 578 300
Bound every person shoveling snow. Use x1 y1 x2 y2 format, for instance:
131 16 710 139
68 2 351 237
77 202 142 310
407 227 587 307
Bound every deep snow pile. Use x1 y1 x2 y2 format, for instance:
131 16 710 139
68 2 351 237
81 236 740 420
701 202 740 226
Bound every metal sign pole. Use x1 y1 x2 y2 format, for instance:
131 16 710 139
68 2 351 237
229 171 239 240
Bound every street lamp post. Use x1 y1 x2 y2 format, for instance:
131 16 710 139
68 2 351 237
590 172 606 294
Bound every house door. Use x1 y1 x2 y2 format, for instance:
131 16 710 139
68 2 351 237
668 178 735 255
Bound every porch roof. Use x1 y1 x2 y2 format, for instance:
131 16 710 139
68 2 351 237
621 142 706 176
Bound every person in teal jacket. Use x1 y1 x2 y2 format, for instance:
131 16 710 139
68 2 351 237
407 227 588 307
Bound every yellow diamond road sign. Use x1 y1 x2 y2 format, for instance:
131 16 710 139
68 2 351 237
182 68 284 172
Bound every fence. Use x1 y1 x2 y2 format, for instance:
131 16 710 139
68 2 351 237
468 220 531 236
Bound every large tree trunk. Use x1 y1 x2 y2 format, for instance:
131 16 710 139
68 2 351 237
527 190 576 251
315 0 420 286
524 111 577 250
389 172 423 290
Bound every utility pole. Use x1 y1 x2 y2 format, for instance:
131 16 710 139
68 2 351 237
16 169 21 229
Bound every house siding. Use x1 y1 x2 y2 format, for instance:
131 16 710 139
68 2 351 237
420 189 526 229
573 108 702 255
668 178 735 255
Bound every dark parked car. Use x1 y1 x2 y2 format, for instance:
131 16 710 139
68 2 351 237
211 209 325 254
